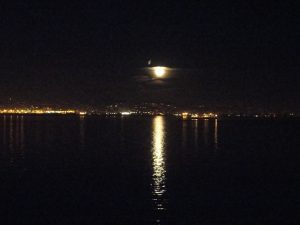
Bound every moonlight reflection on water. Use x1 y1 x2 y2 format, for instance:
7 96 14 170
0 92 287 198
151 116 167 223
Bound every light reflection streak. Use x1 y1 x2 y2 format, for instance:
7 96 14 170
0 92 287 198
5 116 26 166
194 119 198 147
79 115 85 148
182 120 187 148
9 116 13 152
20 116 24 150
203 119 209 146
9 116 14 165
119 117 125 149
3 116 6 146
16 116 25 161
151 116 167 223
15 116 19 149
214 119 218 150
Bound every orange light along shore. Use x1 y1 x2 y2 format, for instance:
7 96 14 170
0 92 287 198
0 108 85 115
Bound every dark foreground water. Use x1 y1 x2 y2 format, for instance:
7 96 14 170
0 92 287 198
0 115 299 225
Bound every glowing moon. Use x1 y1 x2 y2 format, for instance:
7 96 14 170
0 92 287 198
153 66 167 78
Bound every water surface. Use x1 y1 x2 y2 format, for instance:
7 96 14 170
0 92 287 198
0 115 299 224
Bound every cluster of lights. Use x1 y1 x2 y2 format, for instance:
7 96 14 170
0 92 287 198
226 113 278 118
181 112 218 119
105 111 162 116
202 113 218 118
0 109 78 115
120 111 131 116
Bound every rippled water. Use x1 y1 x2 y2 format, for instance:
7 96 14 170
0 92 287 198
0 115 299 224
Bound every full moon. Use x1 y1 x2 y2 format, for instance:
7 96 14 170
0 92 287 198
153 66 166 78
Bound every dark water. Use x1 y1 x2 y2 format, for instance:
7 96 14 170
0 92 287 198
0 115 299 224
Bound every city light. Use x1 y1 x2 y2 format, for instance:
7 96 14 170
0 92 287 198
181 112 218 119
191 113 199 119
202 113 218 118
121 111 131 116
182 112 189 120
0 108 78 115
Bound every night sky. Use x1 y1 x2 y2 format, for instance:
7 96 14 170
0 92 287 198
1 1 299 111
